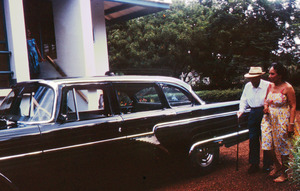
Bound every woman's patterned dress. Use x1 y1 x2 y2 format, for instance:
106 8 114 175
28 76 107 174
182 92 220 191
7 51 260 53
27 38 40 76
261 91 299 155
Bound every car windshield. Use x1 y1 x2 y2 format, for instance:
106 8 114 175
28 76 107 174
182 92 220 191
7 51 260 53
0 84 55 122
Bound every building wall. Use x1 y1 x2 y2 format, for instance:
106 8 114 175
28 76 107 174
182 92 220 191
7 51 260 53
52 0 96 77
91 0 109 75
4 0 30 83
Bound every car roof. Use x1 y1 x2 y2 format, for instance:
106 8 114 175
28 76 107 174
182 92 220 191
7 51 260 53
20 75 193 91
14 75 206 105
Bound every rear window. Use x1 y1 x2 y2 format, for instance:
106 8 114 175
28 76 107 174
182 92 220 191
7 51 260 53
161 84 193 107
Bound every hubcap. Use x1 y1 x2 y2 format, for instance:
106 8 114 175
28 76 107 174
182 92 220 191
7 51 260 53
194 148 214 167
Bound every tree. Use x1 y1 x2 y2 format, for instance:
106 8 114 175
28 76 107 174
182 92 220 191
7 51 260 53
107 0 299 88
107 0 210 77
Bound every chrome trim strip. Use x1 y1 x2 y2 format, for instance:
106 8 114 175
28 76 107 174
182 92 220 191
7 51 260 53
43 132 154 153
43 137 126 153
189 129 249 154
127 132 153 139
0 132 154 161
153 111 237 131
0 151 42 161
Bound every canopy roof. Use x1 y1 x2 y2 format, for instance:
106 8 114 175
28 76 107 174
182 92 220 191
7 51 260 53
104 0 170 24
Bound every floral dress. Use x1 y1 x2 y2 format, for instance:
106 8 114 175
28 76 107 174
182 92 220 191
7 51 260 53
261 91 299 155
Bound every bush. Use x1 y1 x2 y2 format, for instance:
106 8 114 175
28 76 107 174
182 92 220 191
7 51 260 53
195 86 299 108
288 136 300 189
195 89 243 103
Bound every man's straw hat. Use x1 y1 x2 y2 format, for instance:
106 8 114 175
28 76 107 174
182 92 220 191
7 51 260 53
244 67 265 78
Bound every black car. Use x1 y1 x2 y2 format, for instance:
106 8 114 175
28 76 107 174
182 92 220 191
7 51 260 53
0 76 248 190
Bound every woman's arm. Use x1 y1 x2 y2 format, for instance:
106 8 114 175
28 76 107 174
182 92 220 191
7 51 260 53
35 43 45 62
286 83 296 135
263 83 272 114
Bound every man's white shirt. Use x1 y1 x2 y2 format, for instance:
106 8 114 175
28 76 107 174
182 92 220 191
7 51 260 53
239 79 270 113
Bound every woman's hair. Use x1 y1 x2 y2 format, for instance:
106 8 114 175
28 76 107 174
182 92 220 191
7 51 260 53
270 62 288 81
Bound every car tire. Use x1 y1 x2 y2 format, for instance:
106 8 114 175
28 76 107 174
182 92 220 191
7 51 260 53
189 147 219 173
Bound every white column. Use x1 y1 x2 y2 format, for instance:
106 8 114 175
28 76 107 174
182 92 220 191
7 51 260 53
91 0 109 75
4 0 30 82
52 0 96 77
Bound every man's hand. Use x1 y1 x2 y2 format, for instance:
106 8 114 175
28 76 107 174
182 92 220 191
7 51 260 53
237 111 243 118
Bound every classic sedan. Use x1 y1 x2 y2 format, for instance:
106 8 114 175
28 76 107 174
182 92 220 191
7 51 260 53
0 76 248 190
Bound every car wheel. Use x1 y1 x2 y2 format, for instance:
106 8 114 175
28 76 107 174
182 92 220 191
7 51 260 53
0 173 18 191
189 147 219 173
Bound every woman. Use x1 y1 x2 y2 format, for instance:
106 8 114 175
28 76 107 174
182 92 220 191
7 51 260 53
26 29 44 79
261 62 299 183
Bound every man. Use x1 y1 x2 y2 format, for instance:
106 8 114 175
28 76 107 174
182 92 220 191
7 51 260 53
237 67 272 174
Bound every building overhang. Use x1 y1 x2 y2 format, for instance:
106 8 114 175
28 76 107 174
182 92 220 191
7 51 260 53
104 0 171 25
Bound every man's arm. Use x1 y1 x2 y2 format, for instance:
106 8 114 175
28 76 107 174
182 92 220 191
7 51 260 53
237 84 249 118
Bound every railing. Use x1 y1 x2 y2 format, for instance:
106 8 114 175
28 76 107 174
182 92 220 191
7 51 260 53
46 55 67 77
46 55 88 103
0 71 13 75
0 50 11 55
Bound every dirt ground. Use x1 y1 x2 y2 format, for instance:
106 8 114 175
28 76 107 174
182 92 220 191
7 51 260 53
151 111 300 191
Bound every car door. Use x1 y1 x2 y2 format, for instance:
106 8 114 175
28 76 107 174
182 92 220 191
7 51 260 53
39 83 123 163
112 82 176 146
153 83 202 150
0 86 47 189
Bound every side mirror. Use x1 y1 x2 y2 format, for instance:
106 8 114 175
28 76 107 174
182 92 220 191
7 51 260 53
57 114 68 123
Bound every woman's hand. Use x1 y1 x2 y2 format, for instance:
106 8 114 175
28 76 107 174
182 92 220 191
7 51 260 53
263 105 269 114
287 124 295 138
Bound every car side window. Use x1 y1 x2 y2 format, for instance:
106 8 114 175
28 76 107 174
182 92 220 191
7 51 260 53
135 87 161 104
161 84 193 107
113 83 163 114
62 86 108 121
0 86 55 122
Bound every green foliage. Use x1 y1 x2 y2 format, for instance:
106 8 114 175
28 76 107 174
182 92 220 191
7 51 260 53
107 0 299 88
194 86 299 106
195 88 242 103
288 136 300 188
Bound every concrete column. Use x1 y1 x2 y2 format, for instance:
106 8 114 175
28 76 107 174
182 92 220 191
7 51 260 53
91 0 109 75
52 0 96 77
4 0 30 82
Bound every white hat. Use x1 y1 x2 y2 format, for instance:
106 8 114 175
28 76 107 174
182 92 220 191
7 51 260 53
244 67 265 78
